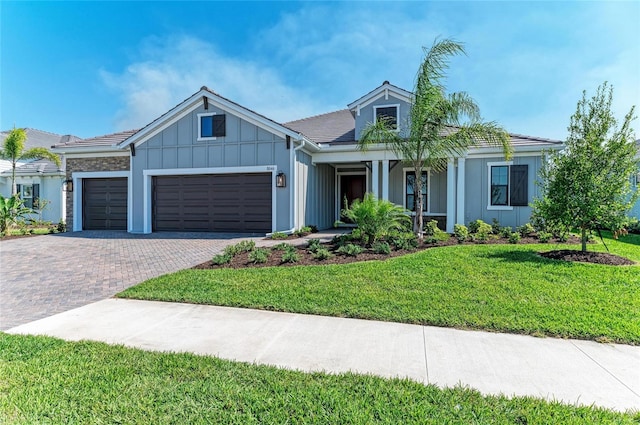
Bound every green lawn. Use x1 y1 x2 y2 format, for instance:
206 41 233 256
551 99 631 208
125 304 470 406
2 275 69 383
1 333 636 424
118 234 640 345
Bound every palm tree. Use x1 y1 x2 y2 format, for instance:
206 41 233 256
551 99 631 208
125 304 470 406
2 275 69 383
0 127 61 195
358 38 513 239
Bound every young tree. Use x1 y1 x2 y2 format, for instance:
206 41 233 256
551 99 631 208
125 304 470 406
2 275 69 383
358 38 512 239
533 82 638 252
0 127 61 195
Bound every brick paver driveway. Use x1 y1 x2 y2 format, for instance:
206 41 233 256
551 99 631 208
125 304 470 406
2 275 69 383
0 231 255 330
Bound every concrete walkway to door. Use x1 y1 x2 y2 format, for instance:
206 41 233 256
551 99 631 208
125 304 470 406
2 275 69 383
0 231 258 330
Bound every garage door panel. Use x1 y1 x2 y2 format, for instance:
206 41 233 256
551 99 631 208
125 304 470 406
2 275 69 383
83 178 128 230
153 173 272 232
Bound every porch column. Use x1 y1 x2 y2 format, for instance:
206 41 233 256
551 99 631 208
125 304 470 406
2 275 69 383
381 159 389 201
456 157 466 225
371 160 380 198
446 159 456 233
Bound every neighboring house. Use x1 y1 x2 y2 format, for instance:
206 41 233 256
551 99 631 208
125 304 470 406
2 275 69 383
53 82 563 234
0 128 78 223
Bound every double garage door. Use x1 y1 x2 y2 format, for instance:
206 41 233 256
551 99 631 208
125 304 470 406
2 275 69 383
82 173 272 233
152 173 272 232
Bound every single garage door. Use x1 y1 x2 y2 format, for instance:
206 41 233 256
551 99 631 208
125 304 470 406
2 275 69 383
153 173 272 232
83 178 127 230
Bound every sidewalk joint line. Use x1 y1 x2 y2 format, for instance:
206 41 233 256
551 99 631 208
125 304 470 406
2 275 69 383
570 341 640 399
422 326 429 384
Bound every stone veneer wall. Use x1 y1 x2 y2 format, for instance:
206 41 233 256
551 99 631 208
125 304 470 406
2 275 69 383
65 156 130 230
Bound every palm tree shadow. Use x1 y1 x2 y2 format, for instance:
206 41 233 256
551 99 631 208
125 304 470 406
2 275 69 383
481 249 577 268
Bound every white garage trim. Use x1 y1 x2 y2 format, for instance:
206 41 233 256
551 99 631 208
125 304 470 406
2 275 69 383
142 165 278 234
72 171 130 232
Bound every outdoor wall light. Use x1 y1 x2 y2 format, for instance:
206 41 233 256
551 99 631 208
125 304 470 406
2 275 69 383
276 171 286 188
65 179 73 192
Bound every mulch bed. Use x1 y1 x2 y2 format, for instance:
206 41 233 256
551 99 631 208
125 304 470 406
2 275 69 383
539 250 635 266
193 234 624 270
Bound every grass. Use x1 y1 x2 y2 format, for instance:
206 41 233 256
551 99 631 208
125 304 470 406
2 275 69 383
1 333 637 424
118 234 640 345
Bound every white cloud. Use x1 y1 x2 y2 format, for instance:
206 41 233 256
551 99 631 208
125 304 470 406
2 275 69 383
100 35 323 130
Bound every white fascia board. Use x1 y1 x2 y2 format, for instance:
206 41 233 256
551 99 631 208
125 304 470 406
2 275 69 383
347 84 413 111
313 147 401 163
119 89 315 150
466 144 564 158
51 146 127 156
56 150 130 158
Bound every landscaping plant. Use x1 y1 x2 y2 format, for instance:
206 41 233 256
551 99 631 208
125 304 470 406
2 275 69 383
532 82 638 252
357 38 511 239
0 194 33 234
340 193 411 246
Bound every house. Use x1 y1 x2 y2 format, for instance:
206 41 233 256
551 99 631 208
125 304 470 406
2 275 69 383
0 128 77 223
52 82 564 234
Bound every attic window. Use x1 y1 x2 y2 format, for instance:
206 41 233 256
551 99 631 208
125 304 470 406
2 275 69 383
198 113 226 141
374 104 399 130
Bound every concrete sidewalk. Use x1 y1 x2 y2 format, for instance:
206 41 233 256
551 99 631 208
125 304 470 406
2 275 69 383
7 298 640 413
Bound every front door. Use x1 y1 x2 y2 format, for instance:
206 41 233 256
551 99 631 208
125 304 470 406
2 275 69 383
340 174 366 221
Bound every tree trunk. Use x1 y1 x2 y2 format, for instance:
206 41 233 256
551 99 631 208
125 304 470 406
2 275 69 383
414 166 424 240
11 163 17 196
581 227 587 252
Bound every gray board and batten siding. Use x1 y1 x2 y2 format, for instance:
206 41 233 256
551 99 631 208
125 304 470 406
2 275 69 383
295 150 335 230
130 103 292 233
464 155 542 229
354 96 412 141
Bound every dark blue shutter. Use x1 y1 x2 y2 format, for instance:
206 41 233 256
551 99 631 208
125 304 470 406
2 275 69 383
213 115 226 137
510 165 528 206
33 184 40 209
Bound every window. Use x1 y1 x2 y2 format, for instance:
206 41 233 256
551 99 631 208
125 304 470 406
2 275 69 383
488 163 528 208
16 183 39 209
198 113 226 140
374 105 399 129
405 171 427 212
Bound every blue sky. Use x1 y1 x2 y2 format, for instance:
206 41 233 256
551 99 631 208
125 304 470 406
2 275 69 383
1 1 638 140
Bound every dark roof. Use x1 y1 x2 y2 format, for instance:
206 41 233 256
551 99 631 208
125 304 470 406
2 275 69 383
53 129 139 148
285 109 355 144
284 111 562 147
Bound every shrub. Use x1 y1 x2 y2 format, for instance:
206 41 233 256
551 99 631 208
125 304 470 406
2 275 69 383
424 220 440 236
517 223 535 238
237 240 256 252
537 231 552 243
294 226 312 237
557 233 569 243
389 232 418 251
271 242 291 251
626 219 640 234
211 253 232 265
469 220 492 241
508 232 521 244
308 225 319 233
281 248 300 263
331 234 351 248
453 224 469 243
372 241 391 255
468 219 485 234
499 226 513 238
341 193 411 246
248 248 270 264
224 240 255 257
312 248 333 260
56 220 66 233
306 238 321 253
336 243 363 257
491 218 501 234
270 232 288 240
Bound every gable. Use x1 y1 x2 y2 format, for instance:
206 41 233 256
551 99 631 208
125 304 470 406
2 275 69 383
120 87 307 150
353 93 412 141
